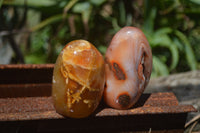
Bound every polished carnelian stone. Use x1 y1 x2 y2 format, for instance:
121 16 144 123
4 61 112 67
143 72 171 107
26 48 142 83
52 40 105 118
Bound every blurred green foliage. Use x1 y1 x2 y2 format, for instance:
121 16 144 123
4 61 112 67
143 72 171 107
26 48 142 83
0 0 200 77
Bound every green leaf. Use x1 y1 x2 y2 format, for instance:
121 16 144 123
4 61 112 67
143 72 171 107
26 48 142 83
143 6 157 34
159 0 180 14
30 14 63 32
119 0 126 25
25 54 46 64
98 45 107 55
3 0 55 7
151 34 170 47
63 0 78 13
184 8 200 14
31 26 50 52
112 18 121 32
0 0 3 9
153 56 169 76
82 5 92 23
190 0 200 5
126 13 132 26
175 30 197 70
151 34 179 71
173 37 184 51
168 44 179 70
72 2 92 23
154 27 172 36
72 2 90 13
89 0 106 6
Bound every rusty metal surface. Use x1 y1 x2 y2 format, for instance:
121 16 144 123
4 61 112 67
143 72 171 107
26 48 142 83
0 64 54 84
0 92 196 121
0 83 51 98
0 64 197 132
0 64 54 69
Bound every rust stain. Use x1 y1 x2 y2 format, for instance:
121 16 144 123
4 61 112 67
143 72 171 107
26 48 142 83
138 63 144 80
105 58 126 80
117 93 130 108
112 62 126 80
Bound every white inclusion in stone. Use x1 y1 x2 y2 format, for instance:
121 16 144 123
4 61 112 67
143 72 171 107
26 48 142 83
126 30 132 35
52 76 56 83
73 51 77 55
80 42 86 46
66 78 68 84
141 55 144 65
70 109 74 112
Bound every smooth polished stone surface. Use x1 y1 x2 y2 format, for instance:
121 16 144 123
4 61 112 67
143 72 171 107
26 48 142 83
104 27 152 109
52 40 105 118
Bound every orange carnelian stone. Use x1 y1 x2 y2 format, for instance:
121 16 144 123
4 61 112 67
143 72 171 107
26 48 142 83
52 40 105 118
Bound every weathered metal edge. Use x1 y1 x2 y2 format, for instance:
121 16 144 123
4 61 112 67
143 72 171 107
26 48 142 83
0 64 54 69
0 92 197 121
0 105 196 121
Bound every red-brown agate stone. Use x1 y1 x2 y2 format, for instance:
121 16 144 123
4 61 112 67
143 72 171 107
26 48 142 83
104 27 152 109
